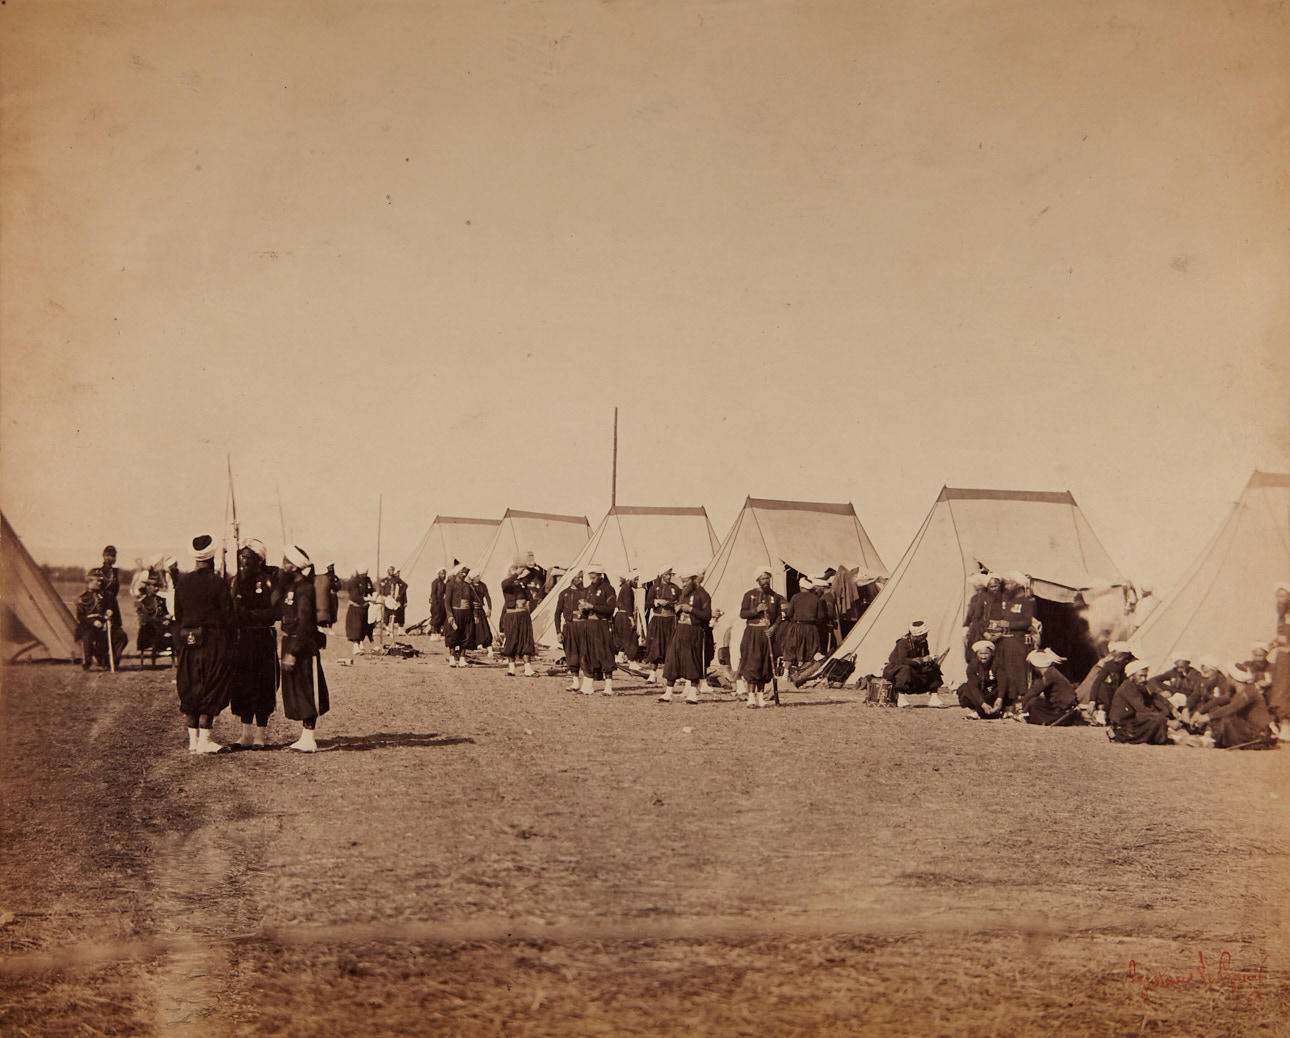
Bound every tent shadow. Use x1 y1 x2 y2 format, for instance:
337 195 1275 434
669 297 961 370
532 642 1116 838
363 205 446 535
770 698 856 708
320 733 477 752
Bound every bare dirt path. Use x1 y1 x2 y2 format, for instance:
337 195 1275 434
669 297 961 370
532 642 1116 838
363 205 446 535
2 634 1288 1035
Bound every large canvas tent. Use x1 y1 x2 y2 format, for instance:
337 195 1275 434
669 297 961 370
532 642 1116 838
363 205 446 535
704 497 888 673
1129 470 1290 672
400 516 500 624
530 505 721 647
825 487 1124 688
2 512 79 663
472 509 591 621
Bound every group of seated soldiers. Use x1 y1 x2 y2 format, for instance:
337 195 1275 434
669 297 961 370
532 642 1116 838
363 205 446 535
880 571 1288 749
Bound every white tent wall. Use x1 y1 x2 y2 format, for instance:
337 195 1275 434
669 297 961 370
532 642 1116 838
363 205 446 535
401 516 500 625
704 498 889 674
827 487 1125 689
530 506 720 648
472 509 591 623
1129 471 1290 672
2 511 79 662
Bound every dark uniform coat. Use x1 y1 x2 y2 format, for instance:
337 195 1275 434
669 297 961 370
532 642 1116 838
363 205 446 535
174 564 235 718
279 571 329 722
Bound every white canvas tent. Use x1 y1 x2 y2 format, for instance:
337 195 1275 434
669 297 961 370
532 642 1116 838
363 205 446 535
1129 470 1290 672
824 486 1125 688
400 515 500 625
530 505 721 647
2 512 79 663
703 497 888 673
472 509 591 621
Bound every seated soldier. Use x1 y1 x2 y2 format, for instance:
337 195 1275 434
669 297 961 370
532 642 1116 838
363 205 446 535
883 620 944 706
1198 662 1277 749
1021 648 1080 725
135 578 173 667
1079 641 1135 725
1151 653 1204 713
1108 660 1173 745
74 570 127 670
957 640 1000 718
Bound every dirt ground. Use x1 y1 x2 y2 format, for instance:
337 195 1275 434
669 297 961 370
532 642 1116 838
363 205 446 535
2 616 1288 1036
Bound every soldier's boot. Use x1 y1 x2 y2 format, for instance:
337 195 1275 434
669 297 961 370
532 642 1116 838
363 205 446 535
187 727 200 753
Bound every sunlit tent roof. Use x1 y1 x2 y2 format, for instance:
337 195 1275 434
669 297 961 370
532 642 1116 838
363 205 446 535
531 505 721 647
401 515 501 624
1129 471 1290 672
472 509 591 620
2 512 79 663
826 487 1124 688
704 497 888 672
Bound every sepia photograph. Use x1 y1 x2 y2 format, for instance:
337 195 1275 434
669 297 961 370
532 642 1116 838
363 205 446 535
2 1 1288 1034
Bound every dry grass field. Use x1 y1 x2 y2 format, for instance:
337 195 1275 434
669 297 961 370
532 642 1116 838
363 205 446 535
2 612 1288 1036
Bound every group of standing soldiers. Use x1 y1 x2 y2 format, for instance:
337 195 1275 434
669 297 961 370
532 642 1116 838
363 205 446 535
167 535 330 754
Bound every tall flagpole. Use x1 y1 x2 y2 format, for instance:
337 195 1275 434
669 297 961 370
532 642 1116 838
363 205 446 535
376 494 384 644
612 408 618 507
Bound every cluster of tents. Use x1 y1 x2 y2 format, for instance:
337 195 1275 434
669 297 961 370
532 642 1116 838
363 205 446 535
5 471 1289 683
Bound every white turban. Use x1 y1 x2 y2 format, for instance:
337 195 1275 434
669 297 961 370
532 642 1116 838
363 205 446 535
1107 641 1133 656
909 620 928 637
586 561 607 576
1226 661 1252 682
1196 655 1222 672
751 565 773 582
191 534 217 562
799 576 814 590
282 544 312 571
971 640 995 655
1003 570 1028 587
242 538 267 560
1027 648 1066 669
677 565 701 579
967 573 989 588
1125 659 1150 678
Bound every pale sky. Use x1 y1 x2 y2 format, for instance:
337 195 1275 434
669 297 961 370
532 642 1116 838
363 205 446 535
2 0 1287 589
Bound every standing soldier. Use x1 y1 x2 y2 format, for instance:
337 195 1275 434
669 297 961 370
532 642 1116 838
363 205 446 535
443 564 475 667
93 545 125 666
278 546 329 752
428 567 448 638
782 577 822 670
467 572 494 655
658 567 711 704
987 571 1035 714
737 565 782 708
230 539 279 749
173 534 234 753
643 566 680 685
315 563 341 629
344 569 374 658
499 561 538 677
556 570 585 691
613 571 641 665
577 563 617 695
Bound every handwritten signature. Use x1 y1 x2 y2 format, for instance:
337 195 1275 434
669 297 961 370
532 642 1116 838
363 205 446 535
1127 950 1267 1005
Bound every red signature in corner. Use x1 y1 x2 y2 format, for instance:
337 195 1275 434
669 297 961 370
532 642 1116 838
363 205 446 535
1127 950 1268 1005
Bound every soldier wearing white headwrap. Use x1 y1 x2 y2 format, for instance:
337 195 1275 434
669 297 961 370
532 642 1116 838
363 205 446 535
1021 649 1078 725
658 567 710 704
442 564 475 667
278 545 329 752
173 534 235 753
957 640 999 718
1108 660 1171 745
737 565 782 708
230 537 280 748
578 563 617 695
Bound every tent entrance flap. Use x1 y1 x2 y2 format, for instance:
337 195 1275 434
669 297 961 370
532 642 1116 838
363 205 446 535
1032 599 1101 682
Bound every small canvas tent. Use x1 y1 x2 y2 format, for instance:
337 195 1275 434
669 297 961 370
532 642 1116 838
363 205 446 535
531 505 721 647
2 512 79 663
825 487 1125 688
471 509 591 621
703 497 888 673
1130 471 1290 672
401 516 501 625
